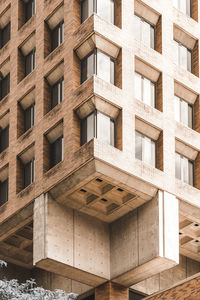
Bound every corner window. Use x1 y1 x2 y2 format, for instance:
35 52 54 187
135 15 155 49
0 73 10 100
0 22 10 49
0 179 8 206
25 0 36 22
24 103 35 132
174 96 193 128
175 152 193 185
135 131 156 167
81 110 115 146
173 0 191 17
81 0 115 24
25 49 36 77
51 77 64 109
52 21 64 51
51 136 63 168
81 49 115 84
24 158 35 188
0 126 9 153
174 41 192 72
135 73 155 107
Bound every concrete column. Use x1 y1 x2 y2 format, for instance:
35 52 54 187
95 282 128 300
111 191 179 286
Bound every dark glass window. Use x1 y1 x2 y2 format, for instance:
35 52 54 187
0 22 10 49
0 126 9 153
51 136 63 168
24 158 35 188
83 295 95 300
52 21 64 51
25 49 36 77
24 103 35 132
81 49 115 84
0 73 10 100
25 0 36 22
81 110 115 146
81 0 115 24
51 77 64 109
129 290 146 300
0 179 8 206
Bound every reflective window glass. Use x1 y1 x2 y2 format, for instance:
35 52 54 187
1 22 10 49
24 158 35 188
175 152 194 186
135 73 142 101
135 131 156 167
97 111 111 144
174 96 193 128
97 0 115 23
0 179 8 206
135 131 142 161
24 104 35 132
97 50 111 83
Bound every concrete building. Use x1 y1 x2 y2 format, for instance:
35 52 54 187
0 0 200 299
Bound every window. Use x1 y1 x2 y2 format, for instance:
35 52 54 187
25 49 35 77
135 15 155 49
0 126 9 153
24 158 35 188
174 41 192 72
25 0 36 22
52 21 64 51
135 73 155 107
51 77 64 109
24 103 35 132
82 295 94 300
51 136 63 168
81 0 115 24
174 96 193 128
0 73 10 100
173 0 191 17
0 179 8 206
135 131 156 167
175 152 194 185
81 110 115 146
81 49 115 84
0 22 10 49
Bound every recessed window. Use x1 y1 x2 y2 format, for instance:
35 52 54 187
174 96 193 128
175 152 194 186
129 290 146 300
52 21 64 52
0 126 9 153
24 158 35 188
0 73 10 100
25 49 36 77
135 72 155 107
173 0 191 17
135 131 156 168
81 0 115 24
25 0 36 23
174 40 192 72
135 15 155 49
51 77 64 109
0 22 10 49
81 49 115 84
0 179 8 206
81 110 115 146
24 103 35 132
51 136 63 168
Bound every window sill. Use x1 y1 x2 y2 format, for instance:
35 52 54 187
18 68 36 85
0 200 8 210
18 14 36 32
17 181 35 197
45 42 64 61
18 126 34 142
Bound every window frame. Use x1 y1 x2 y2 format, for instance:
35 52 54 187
135 72 156 108
0 73 10 100
134 14 156 50
51 77 64 109
25 0 36 23
24 103 35 132
0 22 11 49
174 40 193 73
25 48 36 77
175 152 194 186
24 158 35 188
0 178 8 207
81 0 115 24
51 20 64 51
81 109 116 147
81 48 116 85
174 95 193 129
0 125 9 153
135 131 157 168
50 135 63 168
